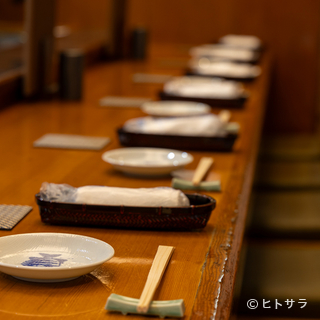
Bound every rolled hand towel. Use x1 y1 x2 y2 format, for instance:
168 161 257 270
123 114 227 137
40 183 190 207
189 44 258 61
163 76 245 99
189 60 261 78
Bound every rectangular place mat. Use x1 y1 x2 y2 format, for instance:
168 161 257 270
33 133 110 150
99 96 152 107
0 205 33 230
132 73 173 83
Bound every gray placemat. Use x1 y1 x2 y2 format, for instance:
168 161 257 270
33 133 110 150
0 205 33 230
132 73 173 83
99 96 152 107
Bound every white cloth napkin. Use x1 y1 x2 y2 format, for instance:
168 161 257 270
189 60 261 78
163 76 245 99
124 114 227 137
40 183 190 207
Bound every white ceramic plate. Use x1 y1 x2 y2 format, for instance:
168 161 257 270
0 233 114 282
141 101 211 117
102 147 193 176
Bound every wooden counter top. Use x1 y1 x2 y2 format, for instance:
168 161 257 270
0 44 271 320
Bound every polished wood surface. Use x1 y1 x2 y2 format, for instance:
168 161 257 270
0 44 271 320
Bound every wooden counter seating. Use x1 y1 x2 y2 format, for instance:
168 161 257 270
0 44 271 320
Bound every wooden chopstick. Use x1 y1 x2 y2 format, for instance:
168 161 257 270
137 246 175 313
218 110 231 123
192 157 214 186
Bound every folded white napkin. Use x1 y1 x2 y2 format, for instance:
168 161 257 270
189 44 258 61
164 76 245 99
219 34 261 50
40 183 190 207
124 114 227 137
189 60 261 78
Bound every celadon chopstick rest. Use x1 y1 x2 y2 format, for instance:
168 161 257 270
105 294 185 318
171 169 221 191
105 246 185 318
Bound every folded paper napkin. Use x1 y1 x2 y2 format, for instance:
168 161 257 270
40 182 190 207
163 76 245 99
189 60 261 78
124 114 229 137
189 44 258 61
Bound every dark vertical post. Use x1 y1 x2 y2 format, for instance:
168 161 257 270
59 49 84 100
24 0 55 97
108 0 127 59
131 27 148 59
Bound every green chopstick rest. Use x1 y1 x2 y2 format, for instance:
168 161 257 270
171 177 221 191
105 293 185 318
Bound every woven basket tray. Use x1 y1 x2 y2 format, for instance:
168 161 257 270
36 193 216 231
118 128 237 152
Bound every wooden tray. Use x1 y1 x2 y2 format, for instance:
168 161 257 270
118 127 238 152
159 91 246 108
36 193 216 231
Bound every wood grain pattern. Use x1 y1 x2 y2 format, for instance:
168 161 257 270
0 43 271 320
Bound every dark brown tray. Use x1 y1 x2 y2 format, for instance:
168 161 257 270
159 91 246 108
118 127 238 151
36 193 216 230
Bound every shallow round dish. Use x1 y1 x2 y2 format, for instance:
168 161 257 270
0 233 114 282
141 101 211 117
102 147 193 176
